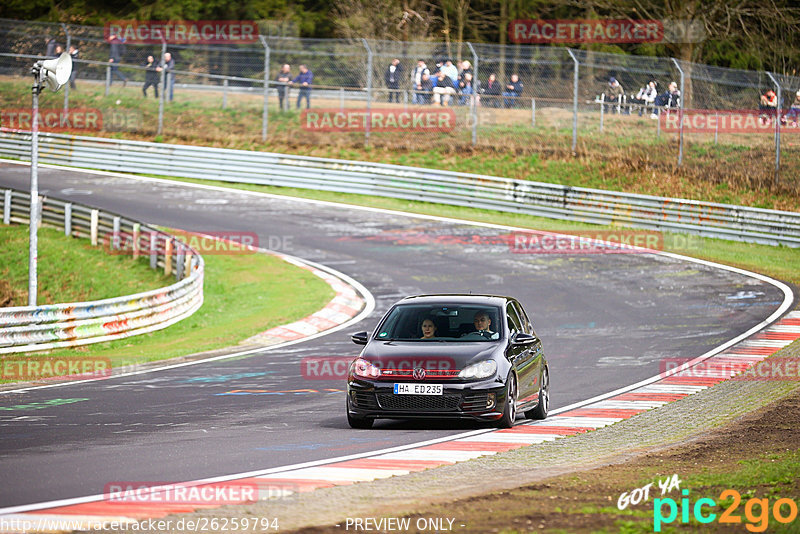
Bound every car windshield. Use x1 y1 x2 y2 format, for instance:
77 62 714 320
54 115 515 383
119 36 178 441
375 304 503 342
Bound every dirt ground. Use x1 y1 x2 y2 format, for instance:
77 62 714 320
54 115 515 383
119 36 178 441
290 388 800 534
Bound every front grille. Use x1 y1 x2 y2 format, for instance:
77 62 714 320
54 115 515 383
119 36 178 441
352 391 379 409
461 392 491 411
376 393 461 411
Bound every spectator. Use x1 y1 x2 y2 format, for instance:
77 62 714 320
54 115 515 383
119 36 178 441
275 64 291 110
481 73 501 108
68 45 79 89
459 72 475 105
502 74 523 108
107 34 127 87
605 77 625 113
432 71 457 106
45 37 58 57
53 44 64 58
291 64 313 109
161 52 175 101
418 72 433 104
786 90 800 126
651 82 680 118
631 80 657 116
441 59 458 82
759 89 778 124
411 59 430 104
142 55 161 98
385 58 403 103
457 60 473 85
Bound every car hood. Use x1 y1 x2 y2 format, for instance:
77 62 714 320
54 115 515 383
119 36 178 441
361 341 500 370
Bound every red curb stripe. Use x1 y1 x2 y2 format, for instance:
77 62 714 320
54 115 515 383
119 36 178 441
661 376 725 385
498 426 589 435
422 442 526 452
725 347 779 355
38 502 212 517
613 393 689 402
247 478 341 491
558 408 645 418
325 459 447 471
755 332 800 340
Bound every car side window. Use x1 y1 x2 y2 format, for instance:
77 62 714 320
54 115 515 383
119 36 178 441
513 301 533 335
506 303 522 337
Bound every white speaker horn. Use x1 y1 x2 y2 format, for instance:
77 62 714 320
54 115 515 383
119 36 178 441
39 52 72 92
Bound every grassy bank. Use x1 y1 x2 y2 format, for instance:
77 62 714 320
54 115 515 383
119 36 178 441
0 223 334 374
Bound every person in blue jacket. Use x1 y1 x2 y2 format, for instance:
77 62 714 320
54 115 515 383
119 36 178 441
291 65 314 109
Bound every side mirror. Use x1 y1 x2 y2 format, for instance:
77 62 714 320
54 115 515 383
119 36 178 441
513 332 537 346
351 331 369 345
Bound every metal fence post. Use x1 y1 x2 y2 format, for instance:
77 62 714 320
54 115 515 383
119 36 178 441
64 202 72 236
600 93 605 131
105 65 111 96
340 87 344 111
566 49 579 153
3 190 10 224
259 35 270 142
531 98 536 127
149 232 158 269
28 84 41 306
62 23 70 113
714 112 719 144
670 58 685 166
157 41 166 135
362 38 373 147
766 71 781 185
466 41 478 146
222 78 228 109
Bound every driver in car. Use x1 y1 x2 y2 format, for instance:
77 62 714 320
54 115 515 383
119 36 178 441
462 311 498 339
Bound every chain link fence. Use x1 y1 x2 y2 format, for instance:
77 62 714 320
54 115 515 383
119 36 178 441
0 17 798 187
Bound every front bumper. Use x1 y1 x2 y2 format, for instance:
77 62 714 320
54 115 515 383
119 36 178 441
347 377 507 421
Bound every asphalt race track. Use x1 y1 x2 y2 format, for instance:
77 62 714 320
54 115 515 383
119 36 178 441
0 162 790 509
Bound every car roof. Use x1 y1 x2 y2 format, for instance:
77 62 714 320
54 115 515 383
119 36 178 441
394 294 513 307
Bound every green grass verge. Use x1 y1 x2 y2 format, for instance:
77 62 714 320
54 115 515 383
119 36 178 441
140 176 800 286
1 223 335 375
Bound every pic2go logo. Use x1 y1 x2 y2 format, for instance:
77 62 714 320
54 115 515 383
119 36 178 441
654 489 798 532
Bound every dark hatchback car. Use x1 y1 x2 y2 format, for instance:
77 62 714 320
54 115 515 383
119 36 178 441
346 295 549 429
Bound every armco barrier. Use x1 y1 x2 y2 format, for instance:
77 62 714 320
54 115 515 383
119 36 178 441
0 188 204 354
0 130 799 247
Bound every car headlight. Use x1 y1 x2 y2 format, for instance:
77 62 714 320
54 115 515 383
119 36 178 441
352 358 382 379
458 360 497 379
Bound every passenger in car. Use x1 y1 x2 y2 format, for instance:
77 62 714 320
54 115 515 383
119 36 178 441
420 317 438 339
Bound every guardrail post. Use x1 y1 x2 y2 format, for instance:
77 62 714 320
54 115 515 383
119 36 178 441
176 244 185 280
670 58 685 167
132 223 140 259
259 35 270 142
62 23 71 113
149 232 157 269
184 252 193 278
164 237 173 276
3 190 10 224
112 216 121 249
765 71 781 186
362 38 373 147
222 78 228 109
567 49 579 153
466 41 479 146
90 209 99 246
64 202 72 236
157 41 166 135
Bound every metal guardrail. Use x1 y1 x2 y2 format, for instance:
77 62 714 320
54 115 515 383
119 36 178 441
0 187 204 353
0 130 798 247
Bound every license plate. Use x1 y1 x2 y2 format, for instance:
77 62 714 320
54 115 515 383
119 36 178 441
393 383 443 395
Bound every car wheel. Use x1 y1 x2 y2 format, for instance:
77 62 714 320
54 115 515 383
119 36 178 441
346 399 373 429
525 366 549 420
497 372 517 428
